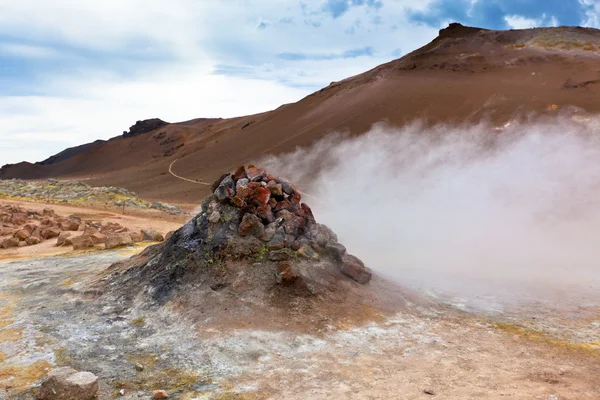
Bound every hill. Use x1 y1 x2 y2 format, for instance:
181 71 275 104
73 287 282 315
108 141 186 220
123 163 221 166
2 23 600 204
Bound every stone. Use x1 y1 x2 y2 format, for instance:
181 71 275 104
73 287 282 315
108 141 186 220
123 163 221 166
233 166 247 181
41 227 61 240
56 232 72 246
37 367 99 400
141 229 164 242
249 187 271 206
235 178 249 189
297 245 320 260
153 389 169 399
129 232 142 243
267 228 286 250
13 229 30 241
84 226 99 235
213 186 230 203
18 241 27 247
273 200 294 213
256 205 275 224
340 254 372 284
230 196 244 208
261 223 277 242
276 261 297 286
23 223 37 234
278 210 306 236
71 235 94 250
277 178 296 195
105 232 134 249
239 213 265 238
42 208 55 217
235 186 253 200
1 237 20 249
210 173 229 193
90 232 107 244
208 210 221 223
25 236 42 246
268 248 294 261
135 363 144 371
325 242 347 261
267 181 283 197
246 165 266 181
165 231 174 241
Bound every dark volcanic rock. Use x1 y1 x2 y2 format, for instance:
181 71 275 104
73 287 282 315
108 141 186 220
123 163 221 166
123 118 169 138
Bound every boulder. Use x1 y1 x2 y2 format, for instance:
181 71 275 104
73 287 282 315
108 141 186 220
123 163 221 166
141 229 164 242
41 227 61 240
23 223 37 234
246 165 266 181
71 235 94 250
1 237 19 249
278 210 306 236
13 229 30 241
25 236 42 246
153 390 169 399
18 241 27 247
90 232 107 245
37 367 99 400
276 261 298 286
56 232 72 247
129 232 142 243
340 254 372 284
105 232 134 249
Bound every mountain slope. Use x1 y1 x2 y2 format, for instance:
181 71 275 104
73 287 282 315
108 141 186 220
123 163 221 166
2 23 600 204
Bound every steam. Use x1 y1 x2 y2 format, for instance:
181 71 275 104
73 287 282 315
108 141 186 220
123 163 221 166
260 118 600 311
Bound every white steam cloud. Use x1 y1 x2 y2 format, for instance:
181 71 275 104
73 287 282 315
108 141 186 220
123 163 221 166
260 118 600 312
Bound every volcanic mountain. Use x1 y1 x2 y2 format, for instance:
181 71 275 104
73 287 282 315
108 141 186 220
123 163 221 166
2 23 600 204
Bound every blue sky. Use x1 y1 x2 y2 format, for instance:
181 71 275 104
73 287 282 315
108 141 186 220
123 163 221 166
1 0 599 165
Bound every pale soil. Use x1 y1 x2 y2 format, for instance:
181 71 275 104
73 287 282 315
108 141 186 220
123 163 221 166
0 200 185 261
0 247 598 399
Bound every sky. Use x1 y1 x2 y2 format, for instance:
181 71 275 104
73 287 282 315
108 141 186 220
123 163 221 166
1 0 599 166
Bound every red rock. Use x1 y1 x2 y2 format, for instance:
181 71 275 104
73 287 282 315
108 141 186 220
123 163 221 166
129 232 142 243
13 229 30 241
42 208 55 217
246 165 266 181
1 237 19 249
41 227 61 239
230 196 245 208
105 232 134 249
141 229 164 242
236 186 253 200
266 174 277 182
256 205 275 224
25 236 41 246
56 232 72 246
84 226 99 235
273 200 294 213
267 181 283 197
91 232 107 244
10 213 27 225
301 203 315 221
278 210 306 236
233 165 247 180
268 198 277 208
249 187 271 206
239 213 265 238
340 254 372 284
18 241 27 247
247 182 262 189
23 223 37 234
153 390 169 399
71 235 94 250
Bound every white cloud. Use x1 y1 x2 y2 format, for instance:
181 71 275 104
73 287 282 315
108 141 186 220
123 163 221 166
0 1 439 166
580 0 600 28
504 15 540 30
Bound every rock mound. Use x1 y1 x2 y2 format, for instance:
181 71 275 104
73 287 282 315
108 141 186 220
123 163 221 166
106 166 373 321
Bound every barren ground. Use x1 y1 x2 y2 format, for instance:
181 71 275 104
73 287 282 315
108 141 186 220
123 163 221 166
0 203 599 399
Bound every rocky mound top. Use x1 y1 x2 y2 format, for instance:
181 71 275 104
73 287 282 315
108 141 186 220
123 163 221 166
106 166 373 325
122 118 169 138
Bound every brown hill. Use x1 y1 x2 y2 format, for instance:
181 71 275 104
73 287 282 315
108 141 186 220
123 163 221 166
2 23 600 204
